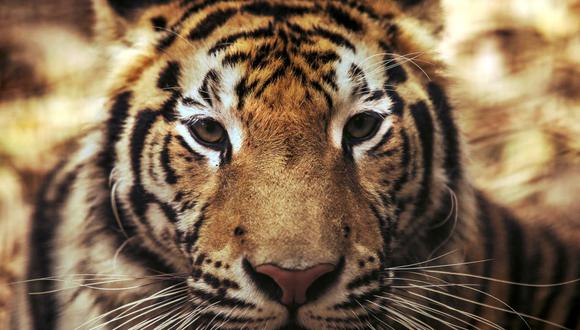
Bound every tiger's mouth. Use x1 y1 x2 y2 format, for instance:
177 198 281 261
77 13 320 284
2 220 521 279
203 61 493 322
277 306 309 330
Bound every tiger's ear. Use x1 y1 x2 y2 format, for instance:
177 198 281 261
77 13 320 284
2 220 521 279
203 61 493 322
92 0 174 41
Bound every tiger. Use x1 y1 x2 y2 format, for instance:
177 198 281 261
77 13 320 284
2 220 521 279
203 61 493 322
13 0 580 329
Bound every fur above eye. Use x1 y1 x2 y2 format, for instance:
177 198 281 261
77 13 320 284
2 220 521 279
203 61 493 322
188 118 228 149
343 112 383 144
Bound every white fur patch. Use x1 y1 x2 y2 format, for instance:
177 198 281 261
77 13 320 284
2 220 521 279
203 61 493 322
330 45 396 160
175 62 245 168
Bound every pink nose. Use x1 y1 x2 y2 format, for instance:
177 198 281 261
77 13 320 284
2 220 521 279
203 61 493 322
255 264 336 306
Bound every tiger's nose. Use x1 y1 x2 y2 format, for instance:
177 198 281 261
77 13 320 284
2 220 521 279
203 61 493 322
254 263 336 306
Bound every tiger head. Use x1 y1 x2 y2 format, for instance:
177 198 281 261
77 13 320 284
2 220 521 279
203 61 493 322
98 0 468 328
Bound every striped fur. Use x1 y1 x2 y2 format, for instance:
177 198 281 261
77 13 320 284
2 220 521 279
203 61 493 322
17 0 579 329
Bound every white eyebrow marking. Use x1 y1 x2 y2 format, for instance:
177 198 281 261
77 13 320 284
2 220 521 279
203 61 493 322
175 59 245 168
330 43 397 157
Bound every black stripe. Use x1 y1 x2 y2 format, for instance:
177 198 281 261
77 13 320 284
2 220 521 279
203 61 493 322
312 27 356 52
241 2 311 18
28 163 81 330
427 82 461 190
157 0 227 50
157 33 177 51
327 4 363 32
469 193 495 328
322 69 338 91
348 63 369 96
189 288 256 309
182 96 205 108
310 79 334 110
107 0 172 18
100 191 177 275
299 50 340 70
208 25 274 54
369 203 391 254
130 110 159 184
346 269 380 290
157 61 181 91
336 0 381 20
188 8 238 40
159 92 180 122
161 134 179 184
536 230 568 328
97 91 132 178
386 89 404 116
367 129 393 157
520 233 543 319
364 90 385 102
183 204 209 252
503 211 526 327
175 135 205 161
563 265 580 329
249 43 276 69
222 51 251 66
151 16 167 32
254 65 286 97
409 101 434 218
157 199 179 224
392 130 410 192
395 0 425 7
198 69 220 107
129 109 160 219
235 76 258 110
333 286 385 310
379 41 407 84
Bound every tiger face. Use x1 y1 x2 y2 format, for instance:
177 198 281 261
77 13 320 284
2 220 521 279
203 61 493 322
103 0 460 328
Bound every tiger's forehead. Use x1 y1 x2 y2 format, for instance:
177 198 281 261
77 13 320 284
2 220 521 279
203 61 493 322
156 0 405 125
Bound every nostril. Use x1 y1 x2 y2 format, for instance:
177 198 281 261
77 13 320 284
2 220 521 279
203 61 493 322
243 258 345 307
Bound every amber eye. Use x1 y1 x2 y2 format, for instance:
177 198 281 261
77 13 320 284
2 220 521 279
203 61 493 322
343 112 383 144
189 118 227 148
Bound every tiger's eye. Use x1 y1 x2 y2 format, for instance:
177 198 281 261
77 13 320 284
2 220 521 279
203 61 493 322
344 112 383 143
190 119 226 146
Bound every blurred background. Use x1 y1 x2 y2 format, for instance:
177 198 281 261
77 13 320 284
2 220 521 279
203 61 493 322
0 0 579 326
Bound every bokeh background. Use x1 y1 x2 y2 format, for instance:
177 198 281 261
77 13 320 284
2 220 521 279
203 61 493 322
0 0 579 326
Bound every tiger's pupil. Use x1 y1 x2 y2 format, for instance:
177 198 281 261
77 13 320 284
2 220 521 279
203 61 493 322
344 112 382 141
191 119 226 145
